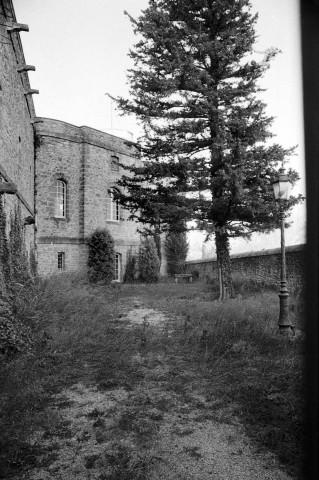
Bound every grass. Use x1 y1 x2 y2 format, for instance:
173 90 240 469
0 274 306 479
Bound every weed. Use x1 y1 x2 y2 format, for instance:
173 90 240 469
183 445 203 460
171 426 195 436
0 277 305 479
100 440 153 480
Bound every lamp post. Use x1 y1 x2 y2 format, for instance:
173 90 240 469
272 167 293 334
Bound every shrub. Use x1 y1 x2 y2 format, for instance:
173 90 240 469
29 248 37 278
164 232 189 276
87 229 115 284
123 250 138 283
138 237 160 283
191 269 200 281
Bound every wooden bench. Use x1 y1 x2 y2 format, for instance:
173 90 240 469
174 273 193 284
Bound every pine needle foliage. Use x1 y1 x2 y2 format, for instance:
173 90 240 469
123 249 138 283
87 229 115 284
164 231 189 276
138 237 160 283
116 0 303 299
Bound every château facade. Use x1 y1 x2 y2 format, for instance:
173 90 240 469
0 0 36 263
0 0 144 280
34 118 141 278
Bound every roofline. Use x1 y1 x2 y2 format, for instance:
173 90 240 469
34 117 136 145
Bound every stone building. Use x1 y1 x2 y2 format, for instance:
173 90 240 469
34 118 142 278
0 0 36 259
1 0 144 280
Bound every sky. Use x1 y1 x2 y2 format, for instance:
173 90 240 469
14 0 306 258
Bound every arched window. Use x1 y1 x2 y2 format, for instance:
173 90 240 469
107 188 120 221
55 179 67 218
111 155 119 172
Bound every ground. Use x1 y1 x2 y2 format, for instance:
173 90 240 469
0 279 305 479
4 279 302 480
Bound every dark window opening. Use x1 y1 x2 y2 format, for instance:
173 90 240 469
111 156 119 172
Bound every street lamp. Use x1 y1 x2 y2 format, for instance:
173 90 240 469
272 167 293 335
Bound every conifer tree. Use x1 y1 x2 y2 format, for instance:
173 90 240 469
87 229 115 284
116 0 303 298
138 236 160 282
123 249 138 283
165 231 189 276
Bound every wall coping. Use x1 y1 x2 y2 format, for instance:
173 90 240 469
186 243 306 265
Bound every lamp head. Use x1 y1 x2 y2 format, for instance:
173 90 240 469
272 167 292 201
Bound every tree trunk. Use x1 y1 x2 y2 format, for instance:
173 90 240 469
218 262 223 301
215 229 233 301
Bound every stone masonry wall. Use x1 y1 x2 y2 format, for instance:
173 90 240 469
0 0 35 258
35 118 142 277
185 244 305 291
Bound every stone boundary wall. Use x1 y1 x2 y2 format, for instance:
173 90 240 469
185 244 305 291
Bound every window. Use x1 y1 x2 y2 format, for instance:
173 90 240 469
57 252 65 269
106 188 120 221
111 156 119 172
55 179 67 218
115 253 122 281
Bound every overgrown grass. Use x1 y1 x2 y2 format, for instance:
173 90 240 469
0 274 305 479
118 278 306 478
0 274 143 479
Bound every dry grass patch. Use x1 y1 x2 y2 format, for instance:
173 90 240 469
0 275 305 479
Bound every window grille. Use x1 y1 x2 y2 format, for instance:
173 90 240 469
57 252 65 269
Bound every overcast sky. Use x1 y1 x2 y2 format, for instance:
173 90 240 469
14 0 306 255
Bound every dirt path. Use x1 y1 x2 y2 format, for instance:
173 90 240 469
26 298 293 480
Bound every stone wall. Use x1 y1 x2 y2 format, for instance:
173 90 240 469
34 118 142 277
0 0 36 257
185 244 305 291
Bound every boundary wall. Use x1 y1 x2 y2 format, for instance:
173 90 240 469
185 244 305 290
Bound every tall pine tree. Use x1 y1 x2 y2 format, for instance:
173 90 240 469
116 0 303 299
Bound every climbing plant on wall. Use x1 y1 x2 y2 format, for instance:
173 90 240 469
8 204 30 284
0 197 9 283
0 200 33 357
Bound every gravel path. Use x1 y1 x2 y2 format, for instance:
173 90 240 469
27 300 294 480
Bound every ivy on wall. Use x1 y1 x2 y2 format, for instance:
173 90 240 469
9 204 31 284
0 196 10 284
0 198 36 358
